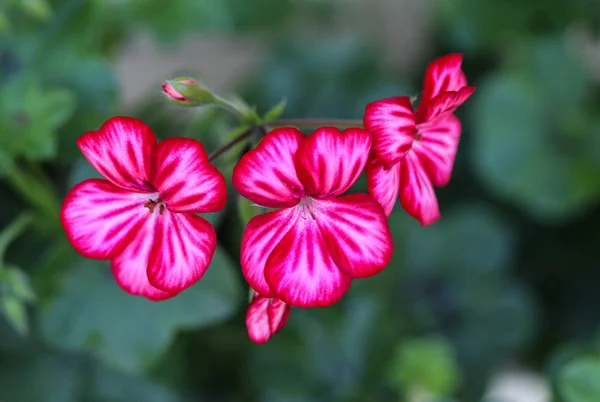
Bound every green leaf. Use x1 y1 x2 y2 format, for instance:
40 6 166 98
470 70 600 222
262 98 287 122
1 294 28 335
1 264 36 302
558 356 600 402
40 246 241 374
0 351 184 402
389 336 461 397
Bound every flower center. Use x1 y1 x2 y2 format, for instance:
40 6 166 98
298 196 320 220
414 127 422 141
144 197 166 215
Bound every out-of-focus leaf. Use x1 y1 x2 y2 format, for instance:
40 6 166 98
1 264 36 302
22 0 52 20
0 75 75 174
262 98 287 122
388 336 461 397
558 356 600 402
0 351 183 402
237 195 267 227
40 246 241 374
0 294 28 335
471 69 600 222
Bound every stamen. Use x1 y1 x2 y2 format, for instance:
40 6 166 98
144 198 165 214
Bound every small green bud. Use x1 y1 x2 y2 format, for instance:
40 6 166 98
162 77 217 107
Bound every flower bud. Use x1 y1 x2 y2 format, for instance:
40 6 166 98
162 77 217 107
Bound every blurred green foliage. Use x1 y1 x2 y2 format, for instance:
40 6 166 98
1 0 600 401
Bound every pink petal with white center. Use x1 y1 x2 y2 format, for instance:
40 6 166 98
420 54 468 104
60 179 153 259
111 214 176 301
364 97 416 168
413 114 462 187
151 138 226 213
366 158 401 217
77 116 156 192
246 294 291 343
265 214 352 308
316 194 393 278
295 127 372 197
233 128 305 208
399 152 440 226
147 211 217 293
416 86 475 124
241 208 299 297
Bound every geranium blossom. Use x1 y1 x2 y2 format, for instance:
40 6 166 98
365 54 475 225
60 116 227 300
246 290 290 343
233 127 393 308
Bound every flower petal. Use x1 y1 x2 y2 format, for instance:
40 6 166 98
60 179 153 259
414 114 462 187
246 294 290 343
232 128 305 208
265 214 352 307
151 138 226 213
241 208 298 297
420 54 468 104
315 194 393 278
295 127 372 197
399 152 440 226
147 211 217 293
366 158 401 217
364 97 416 167
268 297 290 334
112 214 176 301
76 116 156 192
416 86 475 123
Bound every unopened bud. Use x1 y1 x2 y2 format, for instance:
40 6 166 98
162 77 217 107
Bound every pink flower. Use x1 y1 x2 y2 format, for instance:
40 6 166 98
246 290 290 343
233 127 393 308
162 79 198 104
60 116 227 300
364 54 476 225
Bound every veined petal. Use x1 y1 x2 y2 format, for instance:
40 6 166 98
265 214 352 308
414 114 462 187
151 138 226 213
147 211 217 293
364 97 416 167
416 86 475 124
246 294 290 343
295 127 371 197
316 194 393 278
241 208 298 297
399 152 440 226
60 179 152 259
112 214 176 301
76 116 155 192
420 54 468 104
232 128 305 208
366 158 401 217
268 297 290 333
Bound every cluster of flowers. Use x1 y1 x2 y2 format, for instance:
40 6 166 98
60 54 474 343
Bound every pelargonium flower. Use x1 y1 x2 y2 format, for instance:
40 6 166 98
233 127 393 308
365 54 475 225
246 289 290 343
60 116 227 300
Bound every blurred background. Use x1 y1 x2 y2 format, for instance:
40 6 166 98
1 0 600 401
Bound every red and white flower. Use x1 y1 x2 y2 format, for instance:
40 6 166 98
364 54 475 225
246 290 290 343
233 127 393 308
60 116 227 300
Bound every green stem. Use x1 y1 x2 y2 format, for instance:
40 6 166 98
271 118 363 128
209 127 256 162
0 213 34 262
